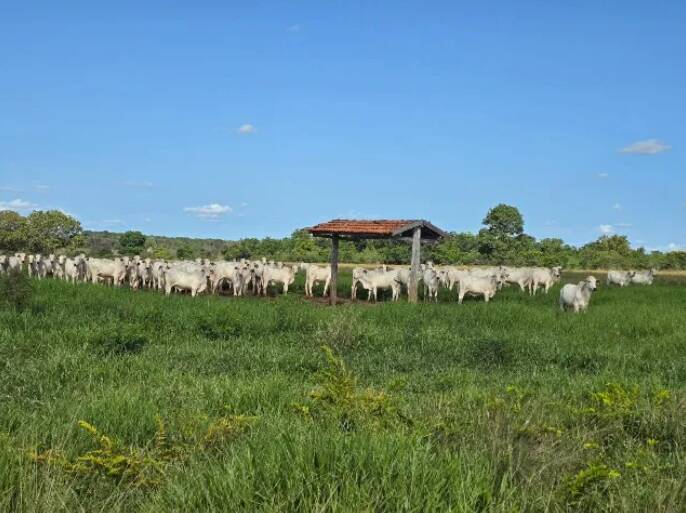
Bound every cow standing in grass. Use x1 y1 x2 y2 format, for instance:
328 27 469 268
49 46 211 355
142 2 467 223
301 263 331 297
607 270 634 287
631 269 656 285
457 275 498 304
559 276 598 313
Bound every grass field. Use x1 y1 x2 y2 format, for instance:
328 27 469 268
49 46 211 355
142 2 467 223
1 272 686 512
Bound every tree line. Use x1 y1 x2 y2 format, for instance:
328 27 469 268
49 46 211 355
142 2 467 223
1 205 684 269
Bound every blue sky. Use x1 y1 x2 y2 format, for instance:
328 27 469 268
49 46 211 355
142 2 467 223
1 1 684 250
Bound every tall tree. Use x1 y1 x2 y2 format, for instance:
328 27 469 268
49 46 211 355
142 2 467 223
24 210 83 253
0 210 28 251
482 204 524 238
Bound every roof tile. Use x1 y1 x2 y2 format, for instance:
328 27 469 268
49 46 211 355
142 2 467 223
308 219 416 236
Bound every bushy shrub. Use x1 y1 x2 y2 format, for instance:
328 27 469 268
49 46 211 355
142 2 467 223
0 268 33 311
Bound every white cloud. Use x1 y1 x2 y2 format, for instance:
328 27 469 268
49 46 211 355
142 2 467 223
597 172 609 178
238 124 256 134
599 224 614 235
0 198 37 211
613 203 622 210
619 139 671 155
184 203 232 219
0 186 22 192
616 222 633 228
33 184 50 191
286 24 302 32
544 220 557 226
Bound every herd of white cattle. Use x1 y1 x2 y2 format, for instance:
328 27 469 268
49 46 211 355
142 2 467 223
0 253 658 313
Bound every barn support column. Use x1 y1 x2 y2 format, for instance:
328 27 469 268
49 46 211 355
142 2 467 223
329 235 339 306
408 227 421 303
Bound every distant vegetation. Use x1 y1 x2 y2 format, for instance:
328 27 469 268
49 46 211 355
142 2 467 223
1 204 685 269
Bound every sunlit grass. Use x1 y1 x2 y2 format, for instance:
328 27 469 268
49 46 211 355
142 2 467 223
1 274 685 512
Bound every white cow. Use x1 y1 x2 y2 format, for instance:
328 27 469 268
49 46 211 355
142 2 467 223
421 268 441 302
530 266 562 295
7 255 24 273
301 263 331 297
50 255 66 280
127 260 151 290
164 266 208 297
151 261 168 290
468 267 506 289
356 268 401 302
351 267 367 299
394 268 411 292
502 267 533 292
261 265 297 295
560 276 598 313
438 266 470 292
457 275 498 304
630 269 656 285
238 263 258 295
64 256 86 283
607 270 634 287
209 261 244 295
30 254 50 279
86 258 127 286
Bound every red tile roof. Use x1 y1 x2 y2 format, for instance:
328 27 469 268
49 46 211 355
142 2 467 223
308 219 447 240
309 219 413 236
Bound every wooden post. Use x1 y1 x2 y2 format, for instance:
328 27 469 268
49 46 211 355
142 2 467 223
330 235 339 306
408 227 421 303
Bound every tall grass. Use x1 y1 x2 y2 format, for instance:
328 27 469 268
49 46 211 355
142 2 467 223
1 274 685 512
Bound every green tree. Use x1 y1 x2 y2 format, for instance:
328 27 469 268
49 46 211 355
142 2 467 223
482 204 524 238
176 245 194 260
118 230 147 256
24 210 83 253
151 247 174 260
0 210 28 251
579 235 633 268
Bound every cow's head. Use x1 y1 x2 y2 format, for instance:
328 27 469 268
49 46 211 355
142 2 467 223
585 276 598 291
